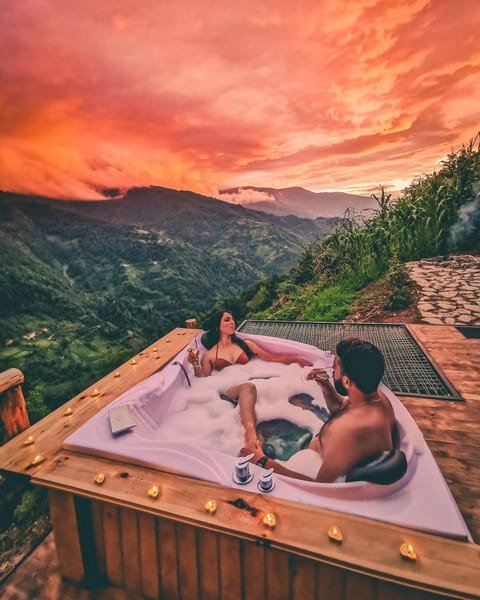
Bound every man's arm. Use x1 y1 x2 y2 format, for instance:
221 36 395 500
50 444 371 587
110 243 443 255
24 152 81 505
306 369 344 413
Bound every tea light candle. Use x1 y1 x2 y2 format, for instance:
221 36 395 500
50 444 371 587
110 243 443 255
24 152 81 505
131 358 137 365
94 473 105 484
91 388 100 396
400 542 417 561
148 485 160 499
263 512 277 528
63 407 73 416
23 435 35 446
31 455 44 466
204 499 217 514
114 371 120 378
328 525 343 543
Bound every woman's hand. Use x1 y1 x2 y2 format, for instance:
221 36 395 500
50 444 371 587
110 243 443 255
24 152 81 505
187 348 200 366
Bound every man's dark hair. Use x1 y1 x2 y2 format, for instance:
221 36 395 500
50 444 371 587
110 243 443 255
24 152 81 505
336 338 385 394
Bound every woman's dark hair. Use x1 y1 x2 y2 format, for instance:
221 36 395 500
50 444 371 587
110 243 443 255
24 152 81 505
201 309 254 358
337 338 384 394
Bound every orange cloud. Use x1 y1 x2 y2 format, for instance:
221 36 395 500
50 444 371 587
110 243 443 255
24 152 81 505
0 0 479 200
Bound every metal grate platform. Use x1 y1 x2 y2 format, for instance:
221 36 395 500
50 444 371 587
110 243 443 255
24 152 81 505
238 321 462 400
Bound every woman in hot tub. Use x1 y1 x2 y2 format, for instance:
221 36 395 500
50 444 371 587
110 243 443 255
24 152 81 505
188 309 312 376
187 309 312 451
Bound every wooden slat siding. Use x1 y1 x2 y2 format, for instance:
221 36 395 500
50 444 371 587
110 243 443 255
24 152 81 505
0 328 201 476
218 535 242 600
316 563 345 600
120 507 141 593
242 539 266 600
176 522 200 600
266 547 290 600
376 581 409 600
197 529 220 600
289 554 317 599
103 504 124 588
157 517 179 600
404 325 480 543
139 513 160 599
91 500 107 579
345 572 377 600
48 489 85 583
32 449 480 599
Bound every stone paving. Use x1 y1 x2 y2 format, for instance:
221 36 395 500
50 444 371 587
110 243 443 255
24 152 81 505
406 254 480 325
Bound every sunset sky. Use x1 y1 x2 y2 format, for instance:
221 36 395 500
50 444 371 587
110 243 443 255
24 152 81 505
1 0 479 202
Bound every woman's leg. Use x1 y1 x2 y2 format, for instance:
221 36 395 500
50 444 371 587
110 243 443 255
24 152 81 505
225 382 258 454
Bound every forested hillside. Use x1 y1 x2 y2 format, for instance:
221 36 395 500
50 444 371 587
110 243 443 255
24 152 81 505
0 190 338 418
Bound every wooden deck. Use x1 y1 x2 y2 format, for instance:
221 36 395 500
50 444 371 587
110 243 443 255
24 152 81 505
403 325 480 543
1 324 479 599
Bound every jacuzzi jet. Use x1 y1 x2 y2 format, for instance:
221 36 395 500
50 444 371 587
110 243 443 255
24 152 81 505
257 468 275 493
233 453 254 485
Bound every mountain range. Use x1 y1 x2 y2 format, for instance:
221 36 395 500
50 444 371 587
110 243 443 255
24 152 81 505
218 186 376 218
0 186 339 338
0 185 341 409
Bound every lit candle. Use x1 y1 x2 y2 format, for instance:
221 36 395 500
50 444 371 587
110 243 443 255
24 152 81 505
31 455 44 466
63 407 73 416
91 388 100 396
131 358 137 365
328 525 343 543
94 473 105 484
153 347 158 352
23 435 35 446
263 512 277 528
148 485 160 499
114 371 120 378
400 542 417 561
204 499 217 514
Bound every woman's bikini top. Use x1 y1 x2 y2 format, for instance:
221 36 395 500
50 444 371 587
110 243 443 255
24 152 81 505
213 350 249 371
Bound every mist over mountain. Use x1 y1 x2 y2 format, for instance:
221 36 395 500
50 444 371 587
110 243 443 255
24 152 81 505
218 186 376 218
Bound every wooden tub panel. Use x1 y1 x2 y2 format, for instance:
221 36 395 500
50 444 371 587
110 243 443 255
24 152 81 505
197 529 220 600
218 535 242 600
157 517 179 600
176 521 200 600
139 513 160 599
120 507 141 593
290 555 317 599
266 547 290 600
102 503 124 588
48 489 85 584
241 539 266 600
316 563 345 599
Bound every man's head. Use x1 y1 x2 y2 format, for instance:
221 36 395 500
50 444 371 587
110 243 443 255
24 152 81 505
334 338 385 396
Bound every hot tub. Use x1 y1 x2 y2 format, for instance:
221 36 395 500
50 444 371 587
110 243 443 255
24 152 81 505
64 333 471 540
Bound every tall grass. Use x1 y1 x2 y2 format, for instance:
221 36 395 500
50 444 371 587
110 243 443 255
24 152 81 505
307 134 480 289
244 134 480 321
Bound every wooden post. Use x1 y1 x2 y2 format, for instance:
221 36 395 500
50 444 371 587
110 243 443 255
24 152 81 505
0 368 30 441
185 318 197 329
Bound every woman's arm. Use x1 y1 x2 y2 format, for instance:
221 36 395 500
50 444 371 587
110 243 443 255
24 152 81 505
188 349 214 377
244 340 313 367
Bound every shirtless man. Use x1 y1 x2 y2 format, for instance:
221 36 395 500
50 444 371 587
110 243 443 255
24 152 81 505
248 338 395 483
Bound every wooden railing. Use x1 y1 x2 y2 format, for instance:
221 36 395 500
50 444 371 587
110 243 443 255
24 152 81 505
0 368 30 442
